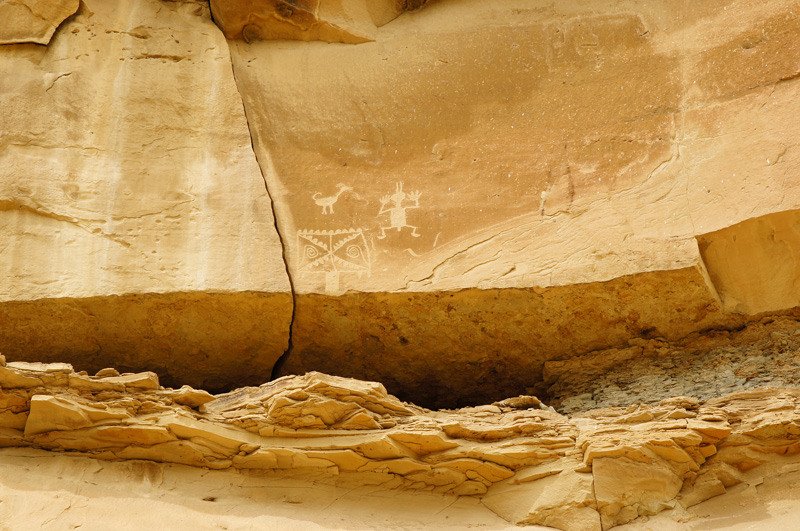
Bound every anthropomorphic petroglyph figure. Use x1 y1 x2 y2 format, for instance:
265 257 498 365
377 182 422 239
312 183 352 215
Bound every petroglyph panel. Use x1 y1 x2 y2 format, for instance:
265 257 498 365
231 0 800 295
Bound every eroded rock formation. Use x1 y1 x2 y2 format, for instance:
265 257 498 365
1 0 799 408
4 358 800 529
209 0 428 44
0 0 292 389
3 1 800 526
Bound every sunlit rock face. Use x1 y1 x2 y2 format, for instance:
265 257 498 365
0 0 292 386
1 0 800 408
4 1 800 528
5 359 800 530
229 0 800 405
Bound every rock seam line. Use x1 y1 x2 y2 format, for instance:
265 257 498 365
220 39 297 379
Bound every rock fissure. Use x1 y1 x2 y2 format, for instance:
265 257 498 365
222 40 297 381
3 1 800 526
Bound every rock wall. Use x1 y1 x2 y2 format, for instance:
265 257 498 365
1 0 800 406
227 0 800 404
0 0 292 385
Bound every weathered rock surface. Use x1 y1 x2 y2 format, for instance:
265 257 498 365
0 449 518 531
227 0 800 404
544 313 800 413
209 0 426 44
4 359 800 529
0 0 78 45
0 0 292 383
2 0 800 414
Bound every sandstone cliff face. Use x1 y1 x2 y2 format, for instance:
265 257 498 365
9 1 800 528
1 0 799 469
227 0 800 405
0 0 292 388
0 0 78 45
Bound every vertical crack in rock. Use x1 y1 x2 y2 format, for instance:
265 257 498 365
221 43 297 379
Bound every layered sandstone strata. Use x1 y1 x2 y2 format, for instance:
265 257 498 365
4 358 800 530
1 0 800 408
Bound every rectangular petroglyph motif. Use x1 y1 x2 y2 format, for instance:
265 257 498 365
297 229 370 294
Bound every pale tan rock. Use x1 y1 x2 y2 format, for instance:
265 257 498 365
220 0 800 406
0 0 292 385
593 456 683 528
203 371 414 432
172 385 215 409
698 209 800 314
0 0 78 45
5 361 800 529
209 0 420 44
483 459 600 531
0 450 517 531
68 373 125 392
24 395 130 437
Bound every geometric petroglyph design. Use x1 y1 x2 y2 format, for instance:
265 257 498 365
297 228 370 294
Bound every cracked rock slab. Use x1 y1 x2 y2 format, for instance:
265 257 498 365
0 0 293 381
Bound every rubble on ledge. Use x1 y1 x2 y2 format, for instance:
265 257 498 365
3 355 800 530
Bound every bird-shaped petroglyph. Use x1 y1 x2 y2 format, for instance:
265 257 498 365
312 183 352 215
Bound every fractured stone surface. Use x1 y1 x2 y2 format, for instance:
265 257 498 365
3 0 800 415
0 0 292 379
544 312 800 413
226 0 800 402
4 358 800 529
209 0 422 44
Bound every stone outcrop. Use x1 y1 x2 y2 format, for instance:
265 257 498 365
4 1 800 528
0 0 292 387
0 0 78 45
209 0 427 44
5 358 800 529
226 0 800 405
1 0 800 426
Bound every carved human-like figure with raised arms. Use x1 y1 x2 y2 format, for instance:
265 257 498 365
377 182 422 238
